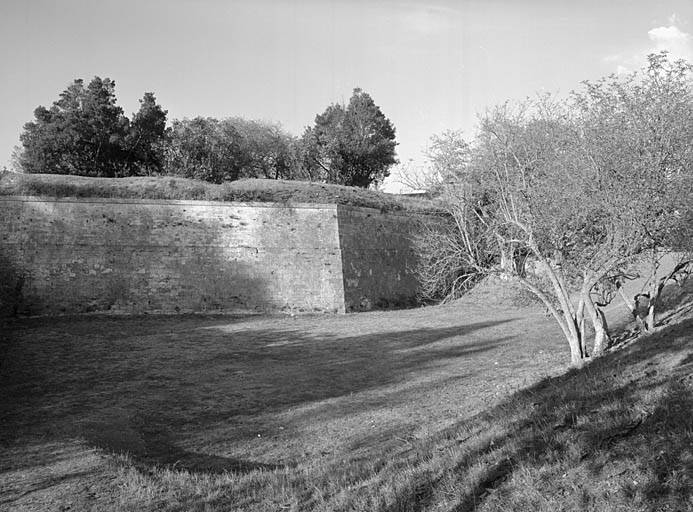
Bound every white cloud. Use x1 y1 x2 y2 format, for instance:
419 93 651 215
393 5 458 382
647 24 693 60
604 16 693 74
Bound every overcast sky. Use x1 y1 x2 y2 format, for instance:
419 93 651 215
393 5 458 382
1 0 692 190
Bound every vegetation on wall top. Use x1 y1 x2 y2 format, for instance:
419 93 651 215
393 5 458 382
0 171 437 213
13 78 398 189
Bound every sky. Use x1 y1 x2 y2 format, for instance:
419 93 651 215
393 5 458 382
1 0 692 191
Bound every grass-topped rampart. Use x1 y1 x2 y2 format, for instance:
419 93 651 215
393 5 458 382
0 171 438 213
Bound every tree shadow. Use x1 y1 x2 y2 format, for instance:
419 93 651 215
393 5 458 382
606 278 693 352
398 316 693 511
0 200 282 316
81 416 281 475
0 315 517 477
0 251 31 318
656 279 693 323
167 319 515 425
285 336 514 432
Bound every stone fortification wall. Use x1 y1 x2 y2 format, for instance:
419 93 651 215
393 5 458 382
0 197 425 316
337 206 421 311
0 197 345 316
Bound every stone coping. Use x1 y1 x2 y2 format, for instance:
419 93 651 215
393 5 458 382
0 195 435 217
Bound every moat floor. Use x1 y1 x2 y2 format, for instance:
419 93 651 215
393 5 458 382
0 303 586 510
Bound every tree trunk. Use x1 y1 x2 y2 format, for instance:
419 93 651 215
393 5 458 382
645 251 660 331
645 305 656 331
643 258 691 331
536 257 581 348
576 299 587 358
583 290 610 356
499 245 513 276
617 286 641 325
568 333 584 366
516 276 584 366
593 307 610 355
645 290 658 331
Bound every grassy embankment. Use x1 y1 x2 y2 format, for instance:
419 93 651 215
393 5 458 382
1 281 691 511
0 171 437 212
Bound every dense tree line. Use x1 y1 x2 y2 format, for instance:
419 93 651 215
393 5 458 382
414 53 693 366
16 80 397 188
161 117 303 183
18 78 168 177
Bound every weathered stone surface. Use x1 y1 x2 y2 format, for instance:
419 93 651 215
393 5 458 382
337 206 420 311
0 196 423 316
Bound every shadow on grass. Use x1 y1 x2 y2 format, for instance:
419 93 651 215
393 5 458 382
0 469 98 508
656 279 693 324
0 316 515 476
82 420 281 475
383 316 693 512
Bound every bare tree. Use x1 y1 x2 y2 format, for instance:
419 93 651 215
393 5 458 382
574 53 693 331
414 54 693 366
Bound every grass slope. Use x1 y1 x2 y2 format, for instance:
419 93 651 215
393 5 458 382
356 313 693 512
0 171 437 212
0 289 691 511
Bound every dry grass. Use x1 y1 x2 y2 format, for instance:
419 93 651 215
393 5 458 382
1 288 691 511
0 171 439 213
1 303 565 511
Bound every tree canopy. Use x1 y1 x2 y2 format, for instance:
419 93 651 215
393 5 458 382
162 117 302 183
17 80 398 188
302 88 398 187
414 53 693 365
18 77 168 177
126 92 169 175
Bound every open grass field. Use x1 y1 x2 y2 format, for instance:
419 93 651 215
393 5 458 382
1 290 691 511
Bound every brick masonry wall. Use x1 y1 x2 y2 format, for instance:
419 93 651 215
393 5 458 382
0 197 346 316
0 197 425 317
